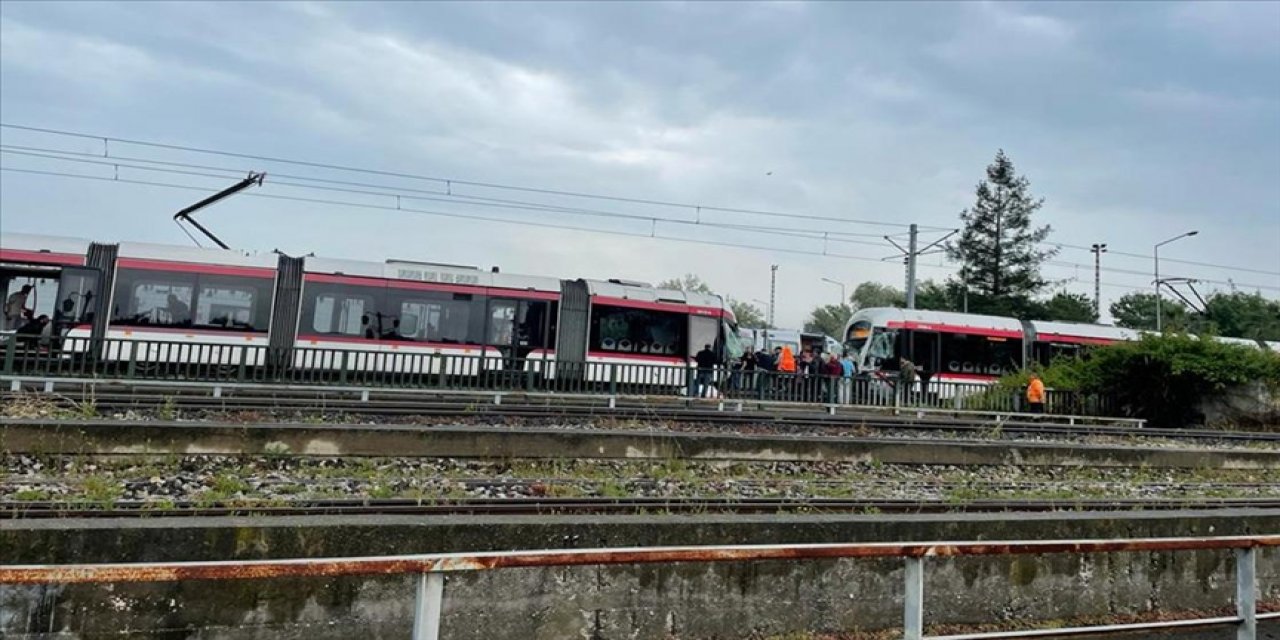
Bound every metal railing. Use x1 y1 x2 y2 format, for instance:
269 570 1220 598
3 535 1276 640
1 336 1119 417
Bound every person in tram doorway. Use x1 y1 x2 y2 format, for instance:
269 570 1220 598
694 343 719 398
1027 372 1047 415
898 357 918 405
4 284 33 331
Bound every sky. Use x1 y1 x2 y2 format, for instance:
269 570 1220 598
1 1 1277 328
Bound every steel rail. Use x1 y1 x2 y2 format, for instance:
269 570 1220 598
3 399 1275 443
7 497 1280 519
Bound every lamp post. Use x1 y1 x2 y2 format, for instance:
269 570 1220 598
820 278 846 307
1154 231 1198 331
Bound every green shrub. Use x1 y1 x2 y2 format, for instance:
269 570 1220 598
1002 334 1280 427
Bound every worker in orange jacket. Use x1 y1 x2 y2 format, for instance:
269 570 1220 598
1026 372 1046 414
777 346 797 373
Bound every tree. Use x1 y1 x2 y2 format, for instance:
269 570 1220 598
803 304 853 337
849 282 904 310
1109 292 1188 331
915 280 962 312
658 274 714 294
1031 291 1098 323
1202 292 1280 341
946 150 1056 317
728 298 767 328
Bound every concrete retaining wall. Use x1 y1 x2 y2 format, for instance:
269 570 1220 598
4 421 1277 468
3 510 1278 639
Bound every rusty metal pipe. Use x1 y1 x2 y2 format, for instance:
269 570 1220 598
3 536 1277 586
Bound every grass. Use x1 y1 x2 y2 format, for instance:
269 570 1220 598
11 488 52 501
80 475 122 509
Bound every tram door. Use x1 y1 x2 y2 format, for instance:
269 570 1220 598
52 267 100 334
487 298 551 369
909 330 941 392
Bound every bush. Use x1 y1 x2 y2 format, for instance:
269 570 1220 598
1007 334 1280 427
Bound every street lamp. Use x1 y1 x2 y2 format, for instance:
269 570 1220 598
1154 231 1198 331
820 278 846 307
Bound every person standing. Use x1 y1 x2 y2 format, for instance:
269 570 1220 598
1027 372 1046 414
694 343 718 398
839 352 855 404
4 284 33 330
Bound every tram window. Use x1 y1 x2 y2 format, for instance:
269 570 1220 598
387 290 478 344
311 294 373 336
301 280 385 338
689 315 719 358
111 269 196 327
867 329 897 365
939 333 1024 376
518 301 550 349
194 275 271 332
54 270 97 327
488 300 517 346
590 304 685 356
723 320 746 360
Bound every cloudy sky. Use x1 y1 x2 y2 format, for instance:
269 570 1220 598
1 1 1277 327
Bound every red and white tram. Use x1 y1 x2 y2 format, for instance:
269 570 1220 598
842 306 1167 383
0 232 743 380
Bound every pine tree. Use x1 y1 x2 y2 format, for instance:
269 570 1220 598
946 150 1057 317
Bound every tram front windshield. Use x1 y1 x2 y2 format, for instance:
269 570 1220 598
844 320 873 355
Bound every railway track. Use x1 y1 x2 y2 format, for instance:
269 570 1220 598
7 496 1280 519
6 389 1277 444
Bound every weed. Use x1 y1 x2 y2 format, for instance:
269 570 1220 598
81 475 122 509
12 488 52 501
598 479 629 499
157 397 178 421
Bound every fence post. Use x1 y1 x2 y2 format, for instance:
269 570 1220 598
237 347 248 382
338 351 349 385
1237 547 1256 640
411 572 445 640
903 556 924 640
126 342 138 379
2 337 14 374
686 364 696 398
609 363 618 396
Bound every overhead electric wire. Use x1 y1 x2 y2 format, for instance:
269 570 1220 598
0 123 947 231
1041 242 1280 278
0 149 889 249
6 124 1273 279
0 166 940 268
1 162 1262 299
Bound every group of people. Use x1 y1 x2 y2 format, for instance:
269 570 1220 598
691 342 860 402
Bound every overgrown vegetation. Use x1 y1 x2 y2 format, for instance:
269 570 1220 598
1001 333 1280 427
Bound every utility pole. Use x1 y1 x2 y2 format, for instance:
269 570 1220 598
905 224 919 309
883 224 954 310
1154 231 1198 331
768 264 778 329
1090 243 1107 317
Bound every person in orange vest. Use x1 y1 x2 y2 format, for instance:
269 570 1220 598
1026 372 1046 414
777 346 797 374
